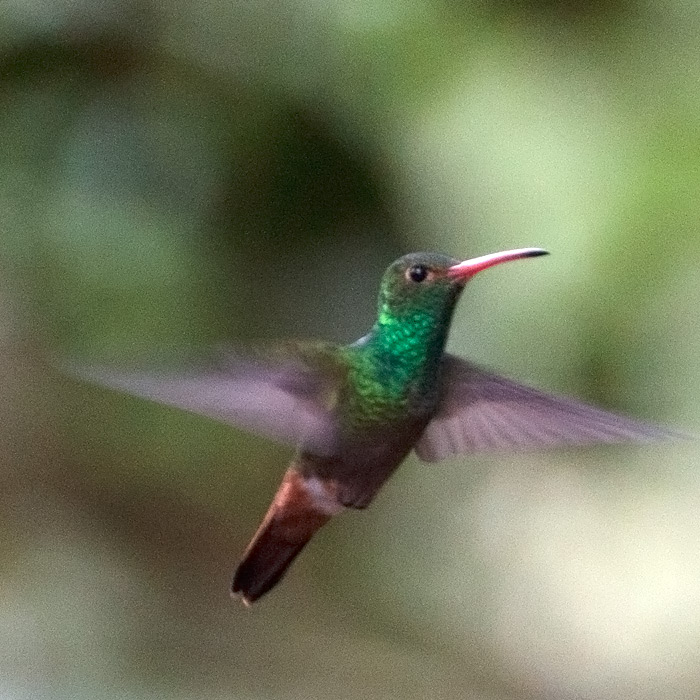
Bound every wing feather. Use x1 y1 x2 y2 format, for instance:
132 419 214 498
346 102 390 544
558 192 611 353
65 347 344 455
415 355 682 462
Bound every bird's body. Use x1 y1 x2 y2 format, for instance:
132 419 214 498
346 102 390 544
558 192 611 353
72 249 678 605
232 253 462 602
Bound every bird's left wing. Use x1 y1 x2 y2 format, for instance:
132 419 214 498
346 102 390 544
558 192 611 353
65 345 345 456
415 354 681 462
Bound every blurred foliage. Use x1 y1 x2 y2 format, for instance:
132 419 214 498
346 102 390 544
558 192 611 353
1 1 700 699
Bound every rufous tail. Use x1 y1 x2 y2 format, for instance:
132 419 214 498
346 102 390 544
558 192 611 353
231 468 341 605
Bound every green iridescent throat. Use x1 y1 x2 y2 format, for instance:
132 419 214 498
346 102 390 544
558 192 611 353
343 289 459 427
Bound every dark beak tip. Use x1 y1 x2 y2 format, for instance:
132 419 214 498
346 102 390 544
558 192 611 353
526 249 549 258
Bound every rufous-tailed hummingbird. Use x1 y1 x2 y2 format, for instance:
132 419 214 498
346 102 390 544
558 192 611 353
73 248 675 605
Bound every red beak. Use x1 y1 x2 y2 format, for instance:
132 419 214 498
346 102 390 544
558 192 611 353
447 248 549 280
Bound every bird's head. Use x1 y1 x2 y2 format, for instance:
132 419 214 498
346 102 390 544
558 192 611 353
377 248 549 324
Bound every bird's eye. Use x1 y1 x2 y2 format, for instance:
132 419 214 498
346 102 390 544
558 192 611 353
407 264 429 283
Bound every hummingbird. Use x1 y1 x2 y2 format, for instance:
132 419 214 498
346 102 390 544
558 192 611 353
72 248 675 605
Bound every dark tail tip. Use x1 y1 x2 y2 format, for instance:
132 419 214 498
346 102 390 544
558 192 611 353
231 538 303 605
231 511 330 605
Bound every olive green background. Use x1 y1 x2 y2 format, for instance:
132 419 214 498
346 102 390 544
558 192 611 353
2 1 700 698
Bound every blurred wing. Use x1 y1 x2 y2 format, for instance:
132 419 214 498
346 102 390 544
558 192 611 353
66 348 344 455
415 355 680 462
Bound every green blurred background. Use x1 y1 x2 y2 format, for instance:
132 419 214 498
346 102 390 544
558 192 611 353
2 1 700 698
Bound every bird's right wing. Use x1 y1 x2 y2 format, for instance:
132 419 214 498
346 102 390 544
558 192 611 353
415 355 682 462
64 346 345 456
